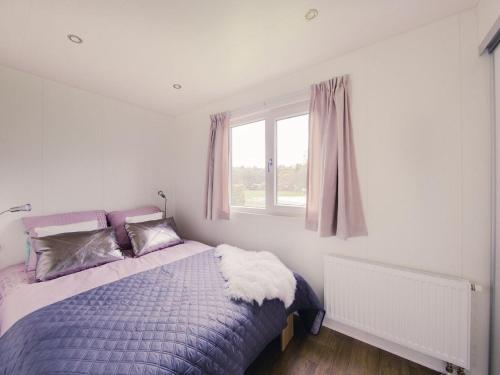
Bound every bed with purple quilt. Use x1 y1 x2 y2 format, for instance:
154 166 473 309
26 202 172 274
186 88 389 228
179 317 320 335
0 241 324 375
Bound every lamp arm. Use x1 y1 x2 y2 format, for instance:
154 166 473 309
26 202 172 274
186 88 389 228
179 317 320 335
0 204 32 215
158 190 167 218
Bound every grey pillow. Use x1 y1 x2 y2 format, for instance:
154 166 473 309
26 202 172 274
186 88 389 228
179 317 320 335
32 227 124 282
125 218 183 257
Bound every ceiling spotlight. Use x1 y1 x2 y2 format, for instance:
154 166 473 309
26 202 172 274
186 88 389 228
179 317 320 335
172 83 182 89
305 8 319 21
67 34 83 44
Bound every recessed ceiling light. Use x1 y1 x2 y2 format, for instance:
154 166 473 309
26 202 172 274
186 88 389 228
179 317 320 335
305 8 319 21
67 34 83 44
172 83 182 89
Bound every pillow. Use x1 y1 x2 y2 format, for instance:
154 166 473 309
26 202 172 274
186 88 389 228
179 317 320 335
107 206 162 249
32 227 123 282
0 264 29 308
125 218 183 257
22 210 107 272
125 212 163 224
34 220 99 237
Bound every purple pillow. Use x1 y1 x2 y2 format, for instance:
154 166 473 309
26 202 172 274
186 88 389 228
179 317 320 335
22 210 107 272
106 206 162 250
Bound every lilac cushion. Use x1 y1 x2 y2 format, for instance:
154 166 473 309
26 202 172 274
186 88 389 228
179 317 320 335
22 210 107 272
106 206 162 250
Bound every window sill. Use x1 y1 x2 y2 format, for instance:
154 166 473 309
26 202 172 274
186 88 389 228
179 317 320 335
230 206 305 219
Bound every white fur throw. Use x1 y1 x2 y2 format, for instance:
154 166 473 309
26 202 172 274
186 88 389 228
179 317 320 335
215 244 297 308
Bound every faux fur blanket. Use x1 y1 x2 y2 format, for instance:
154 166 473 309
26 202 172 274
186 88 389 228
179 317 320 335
215 244 297 308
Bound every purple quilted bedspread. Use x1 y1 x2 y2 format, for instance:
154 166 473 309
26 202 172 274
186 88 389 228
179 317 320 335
0 249 324 375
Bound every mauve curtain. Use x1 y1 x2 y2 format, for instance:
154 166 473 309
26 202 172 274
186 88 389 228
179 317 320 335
305 75 367 238
205 112 230 220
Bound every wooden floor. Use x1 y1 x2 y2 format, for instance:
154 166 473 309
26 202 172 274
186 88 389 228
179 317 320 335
246 318 439 375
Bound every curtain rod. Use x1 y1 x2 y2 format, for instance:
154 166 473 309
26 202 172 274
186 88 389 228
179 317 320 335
229 88 309 121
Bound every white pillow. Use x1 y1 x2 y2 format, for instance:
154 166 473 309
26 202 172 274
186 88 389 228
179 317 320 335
34 220 99 238
125 212 163 224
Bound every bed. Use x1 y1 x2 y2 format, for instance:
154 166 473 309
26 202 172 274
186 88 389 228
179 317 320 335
0 240 324 375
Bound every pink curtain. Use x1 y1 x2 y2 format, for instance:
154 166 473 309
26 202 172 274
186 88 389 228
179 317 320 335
305 75 367 238
205 112 230 220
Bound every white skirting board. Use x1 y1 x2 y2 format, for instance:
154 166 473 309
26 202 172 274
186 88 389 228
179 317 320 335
323 318 446 373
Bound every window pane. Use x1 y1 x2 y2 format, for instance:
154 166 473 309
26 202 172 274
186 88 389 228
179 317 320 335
231 120 265 208
276 114 308 206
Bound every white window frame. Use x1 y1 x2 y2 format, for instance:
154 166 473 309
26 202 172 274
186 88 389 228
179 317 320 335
229 99 309 217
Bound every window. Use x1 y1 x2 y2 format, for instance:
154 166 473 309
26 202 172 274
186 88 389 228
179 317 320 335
231 120 266 208
230 101 309 215
276 114 308 207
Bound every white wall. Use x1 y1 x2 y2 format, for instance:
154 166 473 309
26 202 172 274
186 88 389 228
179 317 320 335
170 10 491 374
0 66 173 268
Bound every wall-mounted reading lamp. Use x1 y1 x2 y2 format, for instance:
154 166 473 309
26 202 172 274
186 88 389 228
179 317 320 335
157 191 167 217
0 204 32 216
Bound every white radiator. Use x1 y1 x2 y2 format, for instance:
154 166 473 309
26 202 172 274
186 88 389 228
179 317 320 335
324 255 471 370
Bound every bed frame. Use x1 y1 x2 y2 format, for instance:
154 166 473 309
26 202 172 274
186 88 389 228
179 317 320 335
280 314 294 351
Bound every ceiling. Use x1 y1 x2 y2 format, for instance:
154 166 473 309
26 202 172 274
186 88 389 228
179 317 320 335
0 0 477 116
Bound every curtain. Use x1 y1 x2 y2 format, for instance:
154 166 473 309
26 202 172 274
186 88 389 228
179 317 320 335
305 75 367 238
204 112 230 220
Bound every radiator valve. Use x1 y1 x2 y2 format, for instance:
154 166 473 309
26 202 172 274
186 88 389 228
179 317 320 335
445 362 453 374
445 363 466 375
